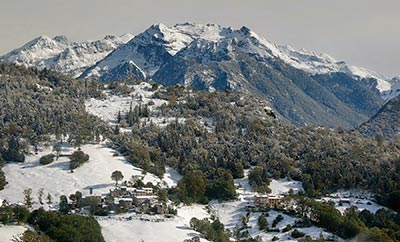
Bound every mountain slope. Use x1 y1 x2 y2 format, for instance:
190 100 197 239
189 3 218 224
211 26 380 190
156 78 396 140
357 96 400 138
153 37 383 128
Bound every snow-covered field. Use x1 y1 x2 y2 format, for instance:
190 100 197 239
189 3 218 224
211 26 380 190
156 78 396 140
269 179 304 195
0 225 27 242
98 205 210 242
320 190 387 214
0 144 170 206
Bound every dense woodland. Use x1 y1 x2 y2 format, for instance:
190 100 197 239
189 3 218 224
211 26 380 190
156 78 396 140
0 63 399 241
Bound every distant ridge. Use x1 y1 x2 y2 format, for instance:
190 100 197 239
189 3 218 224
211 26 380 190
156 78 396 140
357 96 400 138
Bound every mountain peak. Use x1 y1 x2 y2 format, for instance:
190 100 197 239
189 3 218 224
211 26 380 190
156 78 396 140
239 26 251 34
104 35 116 40
24 35 55 47
147 23 169 35
53 35 69 44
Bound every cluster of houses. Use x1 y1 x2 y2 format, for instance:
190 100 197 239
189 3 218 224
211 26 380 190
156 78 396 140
108 186 165 214
75 186 167 215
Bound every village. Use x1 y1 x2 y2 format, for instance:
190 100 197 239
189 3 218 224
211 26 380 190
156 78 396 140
61 172 176 217
0 174 287 226
75 178 287 217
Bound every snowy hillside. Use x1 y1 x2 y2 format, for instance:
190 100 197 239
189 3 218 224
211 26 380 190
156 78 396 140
0 142 209 242
207 171 343 242
85 82 168 126
320 190 387 215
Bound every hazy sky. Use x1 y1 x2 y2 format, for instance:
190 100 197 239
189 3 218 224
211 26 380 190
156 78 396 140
0 0 399 77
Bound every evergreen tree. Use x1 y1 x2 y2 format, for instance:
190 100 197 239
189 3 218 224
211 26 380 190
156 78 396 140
59 195 68 214
4 136 25 162
117 111 122 123
52 143 61 160
258 215 268 231
46 193 52 204
23 188 33 208
37 188 44 205
111 170 124 186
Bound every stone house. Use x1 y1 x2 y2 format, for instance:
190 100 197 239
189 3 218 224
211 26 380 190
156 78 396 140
254 194 284 207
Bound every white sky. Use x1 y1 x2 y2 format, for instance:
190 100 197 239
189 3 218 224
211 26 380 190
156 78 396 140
0 0 399 77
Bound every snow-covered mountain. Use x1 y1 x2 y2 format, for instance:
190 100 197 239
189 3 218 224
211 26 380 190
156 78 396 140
1 23 396 127
80 23 231 80
1 22 394 92
1 34 133 77
76 23 392 93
